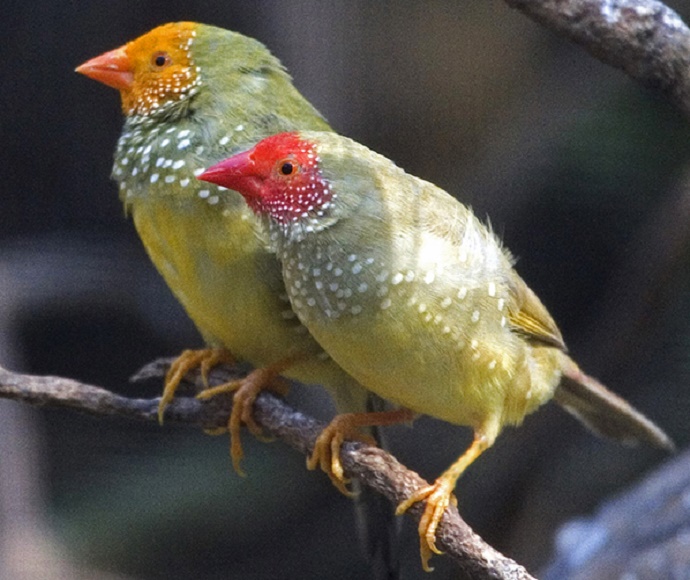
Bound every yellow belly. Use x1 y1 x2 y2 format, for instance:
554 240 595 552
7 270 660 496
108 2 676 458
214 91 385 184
131 196 369 411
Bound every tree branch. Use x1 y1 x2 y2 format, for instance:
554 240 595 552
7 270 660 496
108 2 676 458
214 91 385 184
504 0 690 117
0 361 534 580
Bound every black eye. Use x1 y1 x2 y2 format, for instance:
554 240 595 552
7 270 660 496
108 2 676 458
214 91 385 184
152 52 171 68
280 162 294 175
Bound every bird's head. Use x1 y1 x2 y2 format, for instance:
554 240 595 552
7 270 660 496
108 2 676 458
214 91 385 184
76 22 202 118
199 132 335 230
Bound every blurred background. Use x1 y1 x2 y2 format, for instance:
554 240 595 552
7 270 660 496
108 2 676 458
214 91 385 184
2 1 690 578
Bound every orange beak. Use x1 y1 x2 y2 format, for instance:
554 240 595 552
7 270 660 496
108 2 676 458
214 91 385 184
75 47 133 91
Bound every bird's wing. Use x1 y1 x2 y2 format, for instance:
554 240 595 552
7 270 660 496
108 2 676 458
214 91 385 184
508 279 566 351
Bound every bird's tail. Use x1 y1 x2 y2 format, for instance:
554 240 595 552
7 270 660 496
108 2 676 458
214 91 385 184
554 355 674 451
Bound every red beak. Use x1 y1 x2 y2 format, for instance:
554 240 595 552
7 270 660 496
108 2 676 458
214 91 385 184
198 150 263 198
75 47 133 90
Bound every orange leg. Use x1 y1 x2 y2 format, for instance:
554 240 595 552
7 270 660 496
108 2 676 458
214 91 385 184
396 432 493 572
308 408 416 495
158 348 235 423
196 355 301 476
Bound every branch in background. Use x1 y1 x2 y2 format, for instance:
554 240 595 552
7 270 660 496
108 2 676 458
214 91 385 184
0 361 535 580
504 0 690 118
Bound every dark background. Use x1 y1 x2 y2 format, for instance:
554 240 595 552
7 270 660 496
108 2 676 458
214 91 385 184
1 1 689 578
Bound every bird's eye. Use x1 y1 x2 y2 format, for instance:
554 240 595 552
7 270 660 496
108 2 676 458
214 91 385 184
280 162 295 176
151 52 171 68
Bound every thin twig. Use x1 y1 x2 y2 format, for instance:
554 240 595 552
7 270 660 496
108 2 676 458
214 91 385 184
0 361 534 580
504 0 690 118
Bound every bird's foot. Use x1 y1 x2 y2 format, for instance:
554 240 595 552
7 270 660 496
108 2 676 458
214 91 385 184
395 477 458 572
196 364 291 476
158 348 235 423
308 408 415 496
307 414 377 496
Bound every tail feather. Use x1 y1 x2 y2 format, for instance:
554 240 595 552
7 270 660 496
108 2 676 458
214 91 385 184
554 357 674 451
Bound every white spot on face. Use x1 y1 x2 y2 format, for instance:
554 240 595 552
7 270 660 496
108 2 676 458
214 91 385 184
172 159 185 169
358 282 368 293
281 309 296 319
352 263 362 275
193 168 205 177
156 157 165 167
219 136 230 146
235 124 244 131
334 267 343 277
161 138 170 147
208 196 219 205
150 173 159 183
180 178 190 187
198 189 210 199
380 297 392 310
307 297 316 307
329 282 339 292
350 305 362 315
165 175 175 183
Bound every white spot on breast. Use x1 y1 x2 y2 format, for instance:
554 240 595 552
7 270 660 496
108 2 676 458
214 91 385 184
440 297 452 309
329 282 339 292
358 282 368 293
488 282 496 297
418 303 427 313
404 271 415 282
334 267 343 277
161 138 170 147
488 360 497 370
281 309 296 319
150 173 159 183
391 273 404 285
307 297 316 307
172 160 185 169
424 271 435 284
235 124 245 131
156 157 165 167
471 310 480 323
380 297 392 310
178 139 191 150
501 316 507 327
315 280 323 290
497 298 505 311
165 175 175 184
350 305 362 315
352 263 362 274
457 287 468 300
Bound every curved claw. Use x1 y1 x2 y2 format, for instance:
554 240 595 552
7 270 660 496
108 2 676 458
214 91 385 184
196 367 291 476
158 348 235 423
308 408 414 496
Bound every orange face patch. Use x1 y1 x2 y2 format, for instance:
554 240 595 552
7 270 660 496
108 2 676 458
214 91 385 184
121 22 201 116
